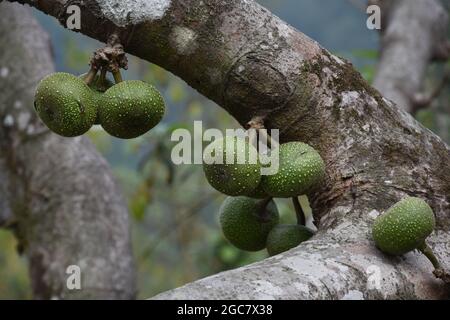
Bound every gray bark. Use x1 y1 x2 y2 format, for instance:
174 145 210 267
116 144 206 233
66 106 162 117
0 2 136 299
373 0 449 113
6 0 450 299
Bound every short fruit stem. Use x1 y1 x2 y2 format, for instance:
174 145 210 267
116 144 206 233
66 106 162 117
83 67 97 85
112 70 123 83
417 242 450 284
256 197 273 222
418 242 441 270
292 196 306 226
99 68 107 87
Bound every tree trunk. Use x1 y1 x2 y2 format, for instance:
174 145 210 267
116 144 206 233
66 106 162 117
373 0 449 113
5 0 450 299
0 2 136 299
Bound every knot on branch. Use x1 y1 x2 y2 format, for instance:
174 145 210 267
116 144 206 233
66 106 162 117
246 116 266 130
90 34 128 73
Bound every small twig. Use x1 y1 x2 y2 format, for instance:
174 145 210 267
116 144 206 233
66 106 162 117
292 196 306 226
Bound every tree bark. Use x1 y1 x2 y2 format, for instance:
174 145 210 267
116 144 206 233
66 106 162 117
0 2 136 299
6 0 450 299
373 0 449 114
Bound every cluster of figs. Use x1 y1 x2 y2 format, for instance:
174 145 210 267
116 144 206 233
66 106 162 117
202 135 325 256
34 71 165 139
202 134 449 282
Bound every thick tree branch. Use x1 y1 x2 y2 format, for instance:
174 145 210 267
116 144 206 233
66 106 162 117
373 0 449 114
0 2 136 299
6 0 450 299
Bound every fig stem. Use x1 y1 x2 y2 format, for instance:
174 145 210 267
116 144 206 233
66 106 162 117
112 70 123 83
256 197 273 222
83 67 97 85
418 242 441 270
418 242 450 284
99 67 107 88
292 196 306 226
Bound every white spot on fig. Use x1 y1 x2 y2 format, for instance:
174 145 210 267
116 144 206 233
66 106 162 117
96 0 171 27
170 26 198 55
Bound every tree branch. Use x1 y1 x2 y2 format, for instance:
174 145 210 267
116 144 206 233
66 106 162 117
6 0 450 299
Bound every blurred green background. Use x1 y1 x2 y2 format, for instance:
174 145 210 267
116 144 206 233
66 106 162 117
1 0 449 299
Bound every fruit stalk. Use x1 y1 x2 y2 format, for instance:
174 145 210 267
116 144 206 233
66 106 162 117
418 242 450 284
83 67 98 85
99 67 107 88
256 197 274 222
292 196 306 226
418 242 441 270
112 70 123 83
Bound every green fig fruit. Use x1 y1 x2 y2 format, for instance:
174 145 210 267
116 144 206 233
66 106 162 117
219 196 279 251
34 72 97 137
262 142 325 198
266 224 314 256
203 136 261 196
79 73 114 125
372 197 435 255
98 80 165 139
246 183 270 199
